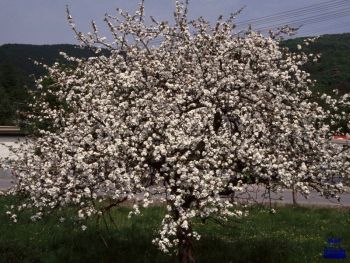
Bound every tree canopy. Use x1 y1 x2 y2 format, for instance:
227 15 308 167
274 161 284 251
1 2 349 263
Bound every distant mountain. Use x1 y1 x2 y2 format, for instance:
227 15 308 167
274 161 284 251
0 44 101 89
283 33 350 95
0 32 349 125
0 44 100 125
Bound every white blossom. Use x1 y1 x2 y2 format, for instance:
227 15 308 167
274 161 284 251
1 1 345 260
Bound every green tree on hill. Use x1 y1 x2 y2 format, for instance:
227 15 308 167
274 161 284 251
0 63 27 125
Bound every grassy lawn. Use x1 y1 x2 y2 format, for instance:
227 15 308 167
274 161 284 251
0 196 349 263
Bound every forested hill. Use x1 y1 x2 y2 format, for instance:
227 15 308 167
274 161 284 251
0 33 349 125
283 33 350 95
0 44 99 89
0 44 101 125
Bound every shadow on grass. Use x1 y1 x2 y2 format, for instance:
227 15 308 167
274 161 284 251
196 236 302 263
0 199 348 263
0 233 296 263
40 230 176 263
0 242 42 263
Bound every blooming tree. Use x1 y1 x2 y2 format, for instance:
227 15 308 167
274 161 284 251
2 1 345 262
326 92 350 188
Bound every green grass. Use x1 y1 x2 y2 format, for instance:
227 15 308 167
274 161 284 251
0 196 349 263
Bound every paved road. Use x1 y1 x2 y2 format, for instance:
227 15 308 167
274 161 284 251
0 178 14 190
233 188 350 208
0 169 14 191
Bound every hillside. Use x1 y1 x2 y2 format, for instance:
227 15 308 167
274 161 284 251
0 44 100 125
0 44 101 88
283 33 350 94
0 33 349 125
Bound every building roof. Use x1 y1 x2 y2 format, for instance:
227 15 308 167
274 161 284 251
0 126 25 136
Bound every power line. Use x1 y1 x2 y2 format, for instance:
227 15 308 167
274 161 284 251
235 0 349 27
299 20 350 35
148 0 350 45
255 9 350 32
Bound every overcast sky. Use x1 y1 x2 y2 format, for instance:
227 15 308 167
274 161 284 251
0 0 349 45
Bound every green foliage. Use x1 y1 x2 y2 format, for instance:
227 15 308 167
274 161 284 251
0 195 349 262
283 33 350 95
0 44 108 127
0 62 27 125
0 44 105 88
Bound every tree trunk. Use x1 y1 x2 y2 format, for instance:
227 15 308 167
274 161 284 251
292 184 298 206
177 226 195 263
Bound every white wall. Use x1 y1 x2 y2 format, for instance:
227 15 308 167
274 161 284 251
0 136 22 159
0 136 22 183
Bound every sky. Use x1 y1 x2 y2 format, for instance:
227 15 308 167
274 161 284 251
0 0 349 45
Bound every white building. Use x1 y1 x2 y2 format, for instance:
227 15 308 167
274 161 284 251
0 126 24 189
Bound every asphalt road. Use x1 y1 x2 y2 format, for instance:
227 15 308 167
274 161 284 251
233 187 350 208
0 178 14 190
0 169 14 191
